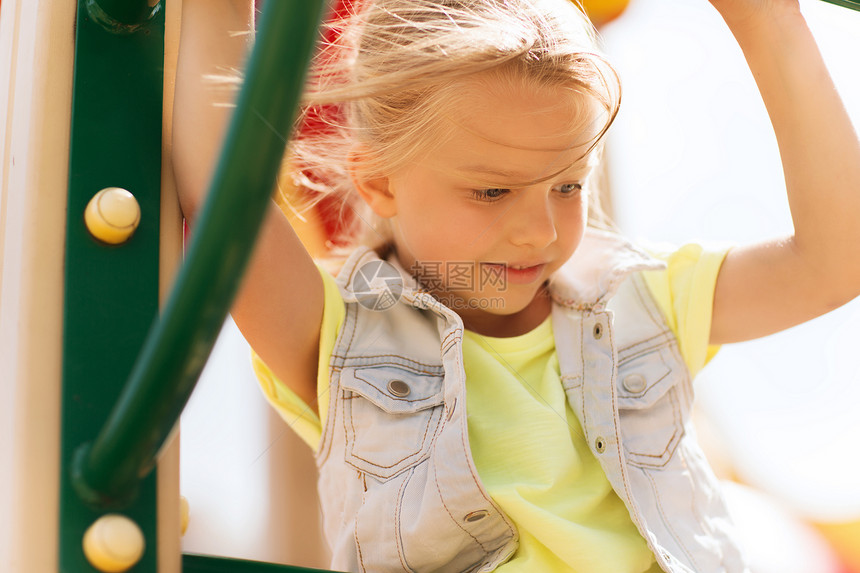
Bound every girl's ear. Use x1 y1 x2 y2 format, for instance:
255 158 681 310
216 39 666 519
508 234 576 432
348 148 397 218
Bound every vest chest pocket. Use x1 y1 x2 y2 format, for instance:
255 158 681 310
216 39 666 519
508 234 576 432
616 344 688 468
340 365 445 480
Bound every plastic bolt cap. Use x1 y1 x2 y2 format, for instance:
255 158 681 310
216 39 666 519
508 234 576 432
84 187 141 244
82 514 145 572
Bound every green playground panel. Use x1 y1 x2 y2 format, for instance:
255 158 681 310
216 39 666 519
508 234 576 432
183 554 339 573
60 0 165 570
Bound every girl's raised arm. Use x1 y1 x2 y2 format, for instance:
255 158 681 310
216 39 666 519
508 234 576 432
708 0 860 344
173 0 324 409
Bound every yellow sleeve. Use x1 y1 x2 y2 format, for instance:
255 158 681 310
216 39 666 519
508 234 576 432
251 265 346 451
642 243 731 379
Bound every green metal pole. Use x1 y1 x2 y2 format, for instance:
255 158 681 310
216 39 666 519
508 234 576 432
85 0 162 34
71 0 329 507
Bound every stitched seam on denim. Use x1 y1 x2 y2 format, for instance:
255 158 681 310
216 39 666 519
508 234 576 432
617 335 674 362
442 332 461 355
441 330 456 349
355 482 368 573
627 274 683 395
632 273 666 330
606 312 643 536
342 307 362 363
668 339 695 406
334 312 443 478
350 372 443 407
395 469 414 572
560 374 582 389
678 449 704 572
646 469 699 571
626 388 683 468
335 357 443 371
430 452 489 552
344 384 358 472
617 348 673 402
334 353 445 372
453 342 516 541
578 318 588 444
318 302 358 467
345 406 439 477
352 365 442 382
617 327 673 352
619 342 674 366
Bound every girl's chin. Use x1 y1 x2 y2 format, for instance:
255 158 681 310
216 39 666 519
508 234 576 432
449 290 552 335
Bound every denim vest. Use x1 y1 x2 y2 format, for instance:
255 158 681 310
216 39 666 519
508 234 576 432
316 230 748 573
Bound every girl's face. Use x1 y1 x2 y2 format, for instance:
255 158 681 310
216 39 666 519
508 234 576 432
362 77 600 336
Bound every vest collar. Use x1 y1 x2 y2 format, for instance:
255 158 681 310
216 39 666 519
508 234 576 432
549 229 666 311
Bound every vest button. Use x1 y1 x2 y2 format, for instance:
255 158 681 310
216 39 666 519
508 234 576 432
592 323 603 339
622 374 647 394
464 510 489 523
594 436 606 453
387 379 411 397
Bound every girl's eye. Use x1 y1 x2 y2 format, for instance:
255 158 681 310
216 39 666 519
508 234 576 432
556 182 583 196
471 188 510 202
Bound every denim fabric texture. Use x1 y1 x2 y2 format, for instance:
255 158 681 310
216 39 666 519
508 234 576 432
315 230 749 573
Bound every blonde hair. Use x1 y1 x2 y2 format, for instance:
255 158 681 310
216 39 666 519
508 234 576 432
289 0 621 249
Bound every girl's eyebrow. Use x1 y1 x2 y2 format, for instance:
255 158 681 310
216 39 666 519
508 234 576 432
456 165 527 179
455 162 591 183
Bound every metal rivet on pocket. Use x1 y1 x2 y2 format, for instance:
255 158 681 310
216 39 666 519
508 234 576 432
622 373 647 393
387 379 411 397
592 323 603 339
464 510 489 523
594 436 606 453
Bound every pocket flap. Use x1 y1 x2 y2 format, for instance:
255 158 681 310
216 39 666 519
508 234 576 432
616 347 676 409
341 365 445 414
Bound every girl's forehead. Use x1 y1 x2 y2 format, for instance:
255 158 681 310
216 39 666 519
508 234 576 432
453 76 601 149
429 78 601 180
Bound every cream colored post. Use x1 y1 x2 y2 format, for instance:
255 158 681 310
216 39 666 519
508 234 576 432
0 1 74 571
159 0 184 571
0 0 182 571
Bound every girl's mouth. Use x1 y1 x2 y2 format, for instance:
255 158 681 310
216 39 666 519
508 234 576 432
482 262 547 285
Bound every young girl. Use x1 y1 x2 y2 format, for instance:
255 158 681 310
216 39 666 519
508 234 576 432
173 0 860 571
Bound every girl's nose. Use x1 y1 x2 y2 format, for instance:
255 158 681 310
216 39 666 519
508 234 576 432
509 194 558 249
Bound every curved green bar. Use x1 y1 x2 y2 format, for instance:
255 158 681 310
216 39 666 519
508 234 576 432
820 0 860 10
72 0 329 507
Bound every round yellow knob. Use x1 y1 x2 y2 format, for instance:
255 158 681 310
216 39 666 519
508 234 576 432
82 514 145 572
180 495 190 536
84 187 141 244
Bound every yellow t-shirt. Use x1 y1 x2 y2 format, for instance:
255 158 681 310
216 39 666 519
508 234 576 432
252 243 729 572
